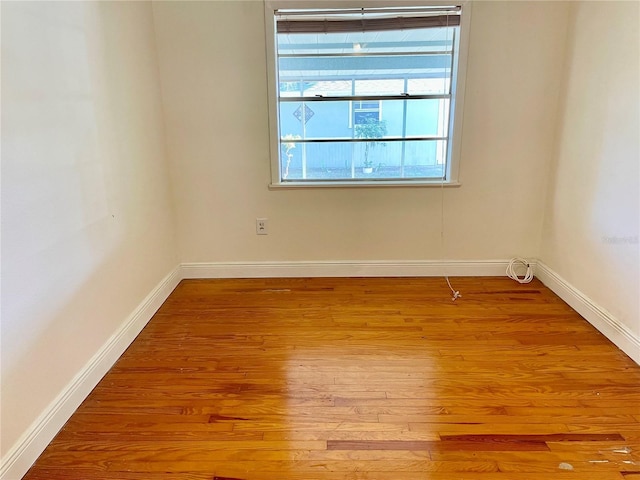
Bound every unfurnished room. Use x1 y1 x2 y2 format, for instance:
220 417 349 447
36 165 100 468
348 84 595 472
1 0 639 479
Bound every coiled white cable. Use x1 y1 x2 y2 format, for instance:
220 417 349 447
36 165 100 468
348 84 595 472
506 257 534 284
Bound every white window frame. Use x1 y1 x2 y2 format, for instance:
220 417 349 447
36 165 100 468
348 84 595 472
265 0 472 188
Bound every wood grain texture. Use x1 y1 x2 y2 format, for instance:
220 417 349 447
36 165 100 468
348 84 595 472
23 277 640 479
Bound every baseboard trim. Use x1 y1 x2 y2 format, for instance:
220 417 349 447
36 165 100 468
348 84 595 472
180 260 511 279
535 261 640 365
0 267 182 480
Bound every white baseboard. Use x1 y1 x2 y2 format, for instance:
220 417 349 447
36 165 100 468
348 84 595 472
180 259 511 279
535 261 640 365
0 267 182 480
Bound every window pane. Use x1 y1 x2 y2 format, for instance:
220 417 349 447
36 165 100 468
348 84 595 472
405 99 450 137
354 79 405 95
279 99 448 139
280 140 446 181
277 28 455 96
407 77 451 95
277 28 455 55
278 54 452 95
279 80 353 97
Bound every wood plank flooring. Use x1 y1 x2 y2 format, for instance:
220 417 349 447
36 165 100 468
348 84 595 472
23 277 640 479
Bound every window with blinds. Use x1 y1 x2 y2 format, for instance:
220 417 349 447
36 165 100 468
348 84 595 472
265 3 470 186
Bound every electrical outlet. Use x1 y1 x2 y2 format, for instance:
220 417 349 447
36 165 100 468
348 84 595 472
256 218 268 235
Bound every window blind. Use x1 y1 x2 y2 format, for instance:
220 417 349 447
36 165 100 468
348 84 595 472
277 9 461 34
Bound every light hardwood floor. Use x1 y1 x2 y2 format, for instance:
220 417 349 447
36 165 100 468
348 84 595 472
23 277 640 479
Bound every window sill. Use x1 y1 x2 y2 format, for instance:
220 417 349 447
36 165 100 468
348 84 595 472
268 180 462 189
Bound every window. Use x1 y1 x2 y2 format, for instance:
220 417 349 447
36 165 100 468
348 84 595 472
351 100 382 128
265 2 470 186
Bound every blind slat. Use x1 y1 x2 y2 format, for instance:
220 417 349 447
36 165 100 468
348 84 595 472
277 14 461 34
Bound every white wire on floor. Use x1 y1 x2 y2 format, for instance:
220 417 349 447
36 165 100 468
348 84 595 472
506 257 534 284
445 275 462 301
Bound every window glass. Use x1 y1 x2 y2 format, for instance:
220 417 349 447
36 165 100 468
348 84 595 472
268 4 466 185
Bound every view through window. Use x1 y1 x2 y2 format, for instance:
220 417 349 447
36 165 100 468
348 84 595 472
269 5 465 185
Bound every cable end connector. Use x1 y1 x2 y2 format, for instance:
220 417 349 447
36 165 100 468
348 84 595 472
451 291 462 301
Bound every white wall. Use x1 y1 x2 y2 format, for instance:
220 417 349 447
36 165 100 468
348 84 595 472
541 2 640 337
1 1 177 459
152 1 570 264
